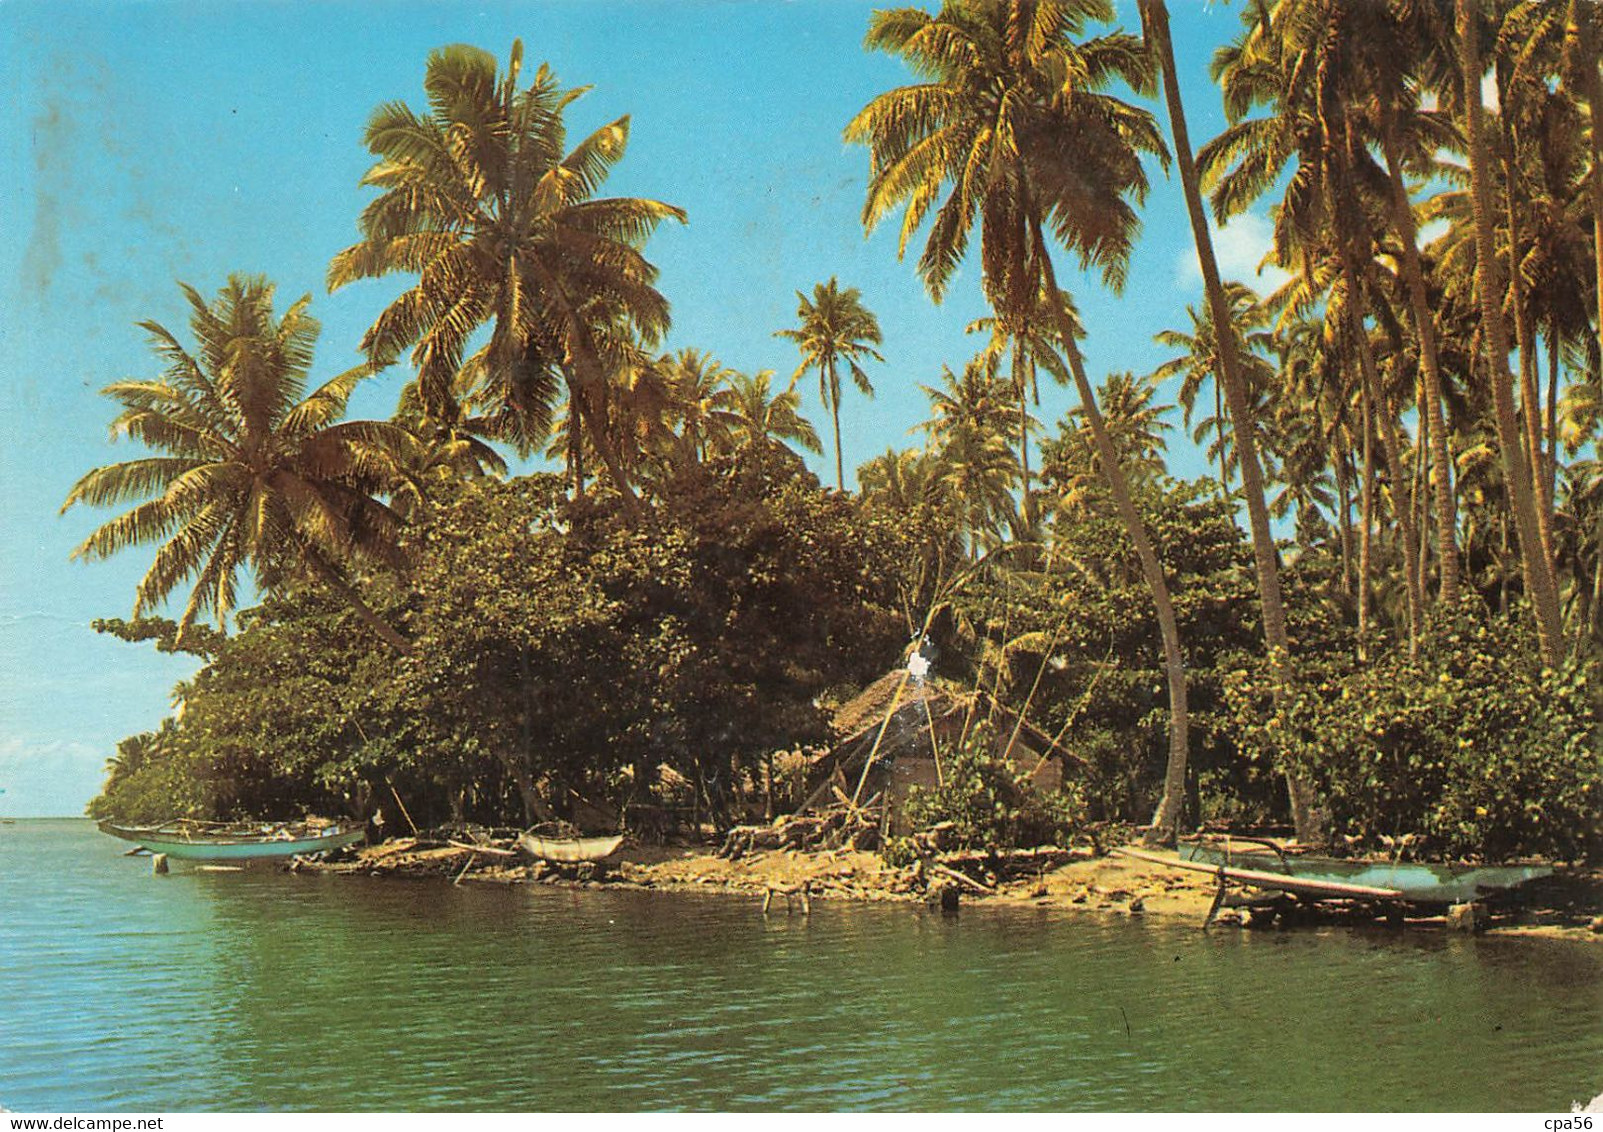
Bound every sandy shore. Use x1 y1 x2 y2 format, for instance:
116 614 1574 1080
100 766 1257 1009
314 835 1603 942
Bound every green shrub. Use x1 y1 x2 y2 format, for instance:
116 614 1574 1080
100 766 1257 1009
897 721 1084 852
1222 610 1602 862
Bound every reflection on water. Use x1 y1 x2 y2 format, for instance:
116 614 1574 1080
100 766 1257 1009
2 820 1600 1111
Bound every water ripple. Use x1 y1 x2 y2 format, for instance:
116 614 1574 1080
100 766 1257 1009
2 820 1601 1111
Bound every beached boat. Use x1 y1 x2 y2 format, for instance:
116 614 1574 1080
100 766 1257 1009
1174 837 1552 904
98 818 366 861
516 831 625 864
1117 845 1407 900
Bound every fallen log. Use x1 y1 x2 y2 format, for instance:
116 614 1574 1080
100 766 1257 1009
930 862 994 894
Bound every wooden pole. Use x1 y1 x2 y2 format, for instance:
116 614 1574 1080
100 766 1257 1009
389 784 420 836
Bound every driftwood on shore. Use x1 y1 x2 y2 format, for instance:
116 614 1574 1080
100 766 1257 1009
718 806 881 859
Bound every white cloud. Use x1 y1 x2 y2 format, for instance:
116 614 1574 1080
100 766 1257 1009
1481 70 1500 113
1176 210 1293 297
0 736 107 817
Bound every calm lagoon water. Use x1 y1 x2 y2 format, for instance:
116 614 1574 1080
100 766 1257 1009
1 818 1600 1112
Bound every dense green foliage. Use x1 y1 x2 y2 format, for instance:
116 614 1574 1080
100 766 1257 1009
1223 612 1603 862
75 10 1603 864
92 456 907 827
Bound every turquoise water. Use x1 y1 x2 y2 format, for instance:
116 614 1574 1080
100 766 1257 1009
1 819 1600 1112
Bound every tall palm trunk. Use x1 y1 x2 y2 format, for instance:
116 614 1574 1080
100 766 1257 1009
1548 329 1561 509
1335 428 1354 598
1343 260 1424 656
1573 1 1603 369
828 361 845 491
1414 381 1432 589
565 352 646 517
1499 127 1559 565
1214 382 1230 499
1015 343 1033 525
1380 122 1462 607
568 395 586 499
1457 0 1565 667
1036 235 1189 843
1358 380 1375 661
1140 0 1320 844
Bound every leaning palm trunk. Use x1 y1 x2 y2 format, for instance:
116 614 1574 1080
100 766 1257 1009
1577 4 1603 371
1015 344 1033 526
1038 240 1189 843
1380 124 1462 608
302 547 413 655
1457 0 1565 667
1358 381 1376 661
569 366 642 515
1140 0 1320 844
1500 132 1560 565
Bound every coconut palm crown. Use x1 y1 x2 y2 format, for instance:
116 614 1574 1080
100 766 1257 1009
62 276 413 650
846 0 1165 314
775 277 885 490
328 41 686 501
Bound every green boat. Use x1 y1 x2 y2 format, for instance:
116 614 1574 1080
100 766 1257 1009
98 818 367 862
1177 837 1552 904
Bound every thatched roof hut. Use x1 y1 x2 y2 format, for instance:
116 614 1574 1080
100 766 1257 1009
807 668 1071 828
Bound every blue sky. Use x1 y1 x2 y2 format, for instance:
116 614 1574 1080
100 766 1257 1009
0 0 1281 816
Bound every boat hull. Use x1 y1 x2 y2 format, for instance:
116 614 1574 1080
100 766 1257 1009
517 833 624 863
98 820 367 861
1177 841 1551 903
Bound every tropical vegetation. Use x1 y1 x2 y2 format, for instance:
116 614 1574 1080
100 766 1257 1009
72 6 1603 864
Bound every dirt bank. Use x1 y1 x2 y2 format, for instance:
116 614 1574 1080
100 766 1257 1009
312 835 1603 941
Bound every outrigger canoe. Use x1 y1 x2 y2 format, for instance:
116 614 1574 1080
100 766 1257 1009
516 831 624 864
1171 836 1551 904
98 818 366 861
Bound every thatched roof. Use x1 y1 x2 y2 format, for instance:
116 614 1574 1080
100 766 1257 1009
830 670 956 741
829 669 1076 764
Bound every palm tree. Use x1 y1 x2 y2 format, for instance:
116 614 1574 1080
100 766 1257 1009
328 41 686 508
966 284 1076 521
775 277 885 490
62 276 414 652
859 446 948 515
1202 7 1435 657
919 357 1020 552
389 380 508 520
1454 0 1565 665
1506 0 1603 372
719 369 822 457
656 348 738 463
918 356 1014 449
846 0 1201 840
1063 371 1174 483
1150 282 1276 498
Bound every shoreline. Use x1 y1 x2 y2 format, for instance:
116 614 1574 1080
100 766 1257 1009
310 836 1603 943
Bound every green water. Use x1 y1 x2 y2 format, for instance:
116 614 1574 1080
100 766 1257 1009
2 819 1600 1111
